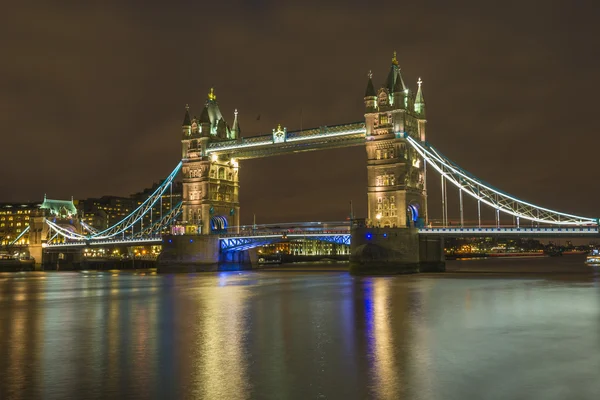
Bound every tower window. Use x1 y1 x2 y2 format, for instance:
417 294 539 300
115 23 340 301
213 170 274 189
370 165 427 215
376 150 381 160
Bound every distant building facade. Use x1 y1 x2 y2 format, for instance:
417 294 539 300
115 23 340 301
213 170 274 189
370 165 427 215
0 202 40 245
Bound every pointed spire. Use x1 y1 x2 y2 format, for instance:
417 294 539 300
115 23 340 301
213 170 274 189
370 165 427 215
415 78 424 103
199 105 210 123
208 87 216 101
232 109 240 138
386 65 395 92
182 104 191 126
365 70 376 97
415 77 426 116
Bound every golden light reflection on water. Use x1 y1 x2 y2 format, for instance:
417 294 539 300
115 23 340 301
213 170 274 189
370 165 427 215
189 282 251 399
368 278 401 399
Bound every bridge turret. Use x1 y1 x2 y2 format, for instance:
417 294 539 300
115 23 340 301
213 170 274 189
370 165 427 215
364 71 377 115
414 78 426 141
182 104 191 135
231 109 240 139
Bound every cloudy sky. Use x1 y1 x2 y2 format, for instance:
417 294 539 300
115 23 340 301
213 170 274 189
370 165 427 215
2 0 599 224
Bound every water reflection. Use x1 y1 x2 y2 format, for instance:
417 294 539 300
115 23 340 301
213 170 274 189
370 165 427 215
0 259 599 399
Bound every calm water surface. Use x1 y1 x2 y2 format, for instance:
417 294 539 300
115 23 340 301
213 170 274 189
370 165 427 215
1 257 599 400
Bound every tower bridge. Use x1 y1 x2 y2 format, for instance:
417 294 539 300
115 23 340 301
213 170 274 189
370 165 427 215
26 52 599 273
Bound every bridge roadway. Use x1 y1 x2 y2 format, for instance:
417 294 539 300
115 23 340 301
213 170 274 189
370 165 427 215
42 225 600 251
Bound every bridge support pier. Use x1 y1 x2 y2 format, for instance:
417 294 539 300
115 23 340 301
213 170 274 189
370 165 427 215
158 235 256 272
350 227 445 275
29 244 44 271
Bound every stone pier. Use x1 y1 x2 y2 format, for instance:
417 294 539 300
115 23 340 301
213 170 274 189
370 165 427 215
350 226 445 275
157 235 257 272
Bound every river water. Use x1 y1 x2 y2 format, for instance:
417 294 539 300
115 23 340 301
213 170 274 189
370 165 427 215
1 257 599 400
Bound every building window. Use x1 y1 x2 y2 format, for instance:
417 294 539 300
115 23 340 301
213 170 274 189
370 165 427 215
376 150 381 160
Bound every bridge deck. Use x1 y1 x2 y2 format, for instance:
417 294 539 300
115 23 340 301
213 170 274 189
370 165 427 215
42 226 599 250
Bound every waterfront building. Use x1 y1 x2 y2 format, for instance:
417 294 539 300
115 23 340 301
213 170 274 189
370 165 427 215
257 239 350 256
0 202 40 245
78 196 134 231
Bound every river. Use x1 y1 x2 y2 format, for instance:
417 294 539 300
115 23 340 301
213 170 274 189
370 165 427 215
1 256 599 399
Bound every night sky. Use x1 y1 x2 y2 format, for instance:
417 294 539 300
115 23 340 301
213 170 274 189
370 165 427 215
2 1 599 224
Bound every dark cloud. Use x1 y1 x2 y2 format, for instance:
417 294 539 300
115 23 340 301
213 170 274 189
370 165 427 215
1 0 599 223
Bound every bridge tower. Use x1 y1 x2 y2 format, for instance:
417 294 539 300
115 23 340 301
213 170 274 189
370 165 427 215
364 52 428 229
351 53 443 275
28 197 81 269
180 89 240 235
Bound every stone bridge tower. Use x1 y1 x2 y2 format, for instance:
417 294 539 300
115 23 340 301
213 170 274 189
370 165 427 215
351 52 443 275
180 89 240 235
364 52 428 229
28 197 81 269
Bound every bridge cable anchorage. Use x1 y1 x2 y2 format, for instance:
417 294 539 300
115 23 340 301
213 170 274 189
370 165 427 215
405 136 597 226
8 225 30 246
44 219 88 243
90 162 183 239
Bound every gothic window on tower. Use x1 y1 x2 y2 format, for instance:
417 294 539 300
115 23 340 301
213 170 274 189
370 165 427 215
378 197 382 203
379 114 388 125
376 176 382 186
389 149 394 158
390 175 395 185
218 168 225 179
390 196 395 204
376 150 381 160
383 150 388 159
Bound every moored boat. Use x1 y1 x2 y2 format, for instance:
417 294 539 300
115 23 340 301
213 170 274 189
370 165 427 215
585 249 600 265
